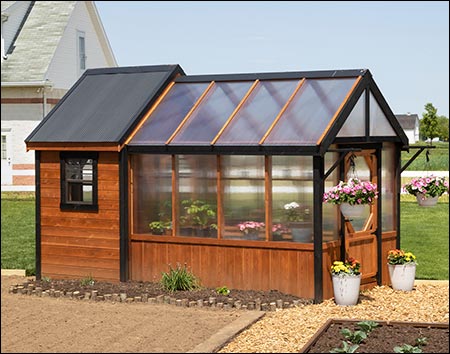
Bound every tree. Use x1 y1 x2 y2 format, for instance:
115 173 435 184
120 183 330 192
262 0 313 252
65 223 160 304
436 115 449 142
419 103 439 144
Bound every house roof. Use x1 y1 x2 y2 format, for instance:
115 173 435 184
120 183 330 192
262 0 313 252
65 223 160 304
26 65 408 154
1 1 78 82
26 65 185 146
395 114 419 130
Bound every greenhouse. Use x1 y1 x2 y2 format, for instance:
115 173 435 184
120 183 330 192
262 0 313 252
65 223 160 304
26 65 408 302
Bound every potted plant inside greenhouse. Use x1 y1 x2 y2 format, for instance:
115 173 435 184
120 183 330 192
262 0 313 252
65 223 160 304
402 175 449 207
283 202 313 242
180 199 217 237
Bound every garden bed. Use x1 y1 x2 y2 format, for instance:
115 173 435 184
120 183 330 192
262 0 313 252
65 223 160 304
300 318 449 353
9 278 312 310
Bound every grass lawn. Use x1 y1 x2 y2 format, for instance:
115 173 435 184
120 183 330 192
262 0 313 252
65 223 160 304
401 141 449 171
1 193 448 280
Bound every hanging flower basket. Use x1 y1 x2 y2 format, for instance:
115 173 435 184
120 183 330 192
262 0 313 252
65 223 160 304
339 202 367 218
403 175 448 207
323 178 378 218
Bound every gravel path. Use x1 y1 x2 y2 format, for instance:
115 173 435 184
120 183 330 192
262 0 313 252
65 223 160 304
219 283 449 353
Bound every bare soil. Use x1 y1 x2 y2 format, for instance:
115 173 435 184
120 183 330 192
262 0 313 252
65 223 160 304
302 319 449 353
1 275 248 353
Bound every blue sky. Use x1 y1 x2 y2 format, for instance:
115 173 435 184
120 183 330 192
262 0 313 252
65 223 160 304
95 1 449 117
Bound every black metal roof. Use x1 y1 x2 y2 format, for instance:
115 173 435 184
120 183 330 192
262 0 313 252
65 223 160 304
25 65 185 144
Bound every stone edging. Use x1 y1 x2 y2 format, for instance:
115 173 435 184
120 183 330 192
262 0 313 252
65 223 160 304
7 282 305 312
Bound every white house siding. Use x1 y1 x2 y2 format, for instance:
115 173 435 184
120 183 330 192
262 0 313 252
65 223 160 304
46 1 112 89
1 86 64 186
404 129 416 144
2 1 32 54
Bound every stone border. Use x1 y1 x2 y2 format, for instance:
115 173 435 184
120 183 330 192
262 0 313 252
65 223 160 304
7 282 305 312
1 269 26 276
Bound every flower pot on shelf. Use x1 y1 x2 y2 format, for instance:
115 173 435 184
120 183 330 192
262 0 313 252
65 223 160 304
332 274 361 306
245 230 260 240
388 263 416 291
339 203 367 218
415 193 439 207
289 222 312 243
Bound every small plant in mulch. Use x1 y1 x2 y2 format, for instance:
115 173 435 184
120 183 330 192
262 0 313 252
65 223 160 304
79 274 95 287
330 320 379 353
216 286 230 295
160 263 200 292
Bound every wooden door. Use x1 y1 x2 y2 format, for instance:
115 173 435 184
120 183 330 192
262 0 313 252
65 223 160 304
343 150 378 286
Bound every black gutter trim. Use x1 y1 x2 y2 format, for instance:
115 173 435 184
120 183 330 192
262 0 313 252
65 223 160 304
175 69 368 83
127 145 320 155
84 64 185 76
313 156 324 304
119 147 129 282
35 150 41 280
395 144 402 249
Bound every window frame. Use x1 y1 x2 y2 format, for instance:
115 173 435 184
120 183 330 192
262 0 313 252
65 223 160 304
60 152 98 211
77 30 86 75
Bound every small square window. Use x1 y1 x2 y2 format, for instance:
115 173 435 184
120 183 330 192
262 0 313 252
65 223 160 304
60 152 98 211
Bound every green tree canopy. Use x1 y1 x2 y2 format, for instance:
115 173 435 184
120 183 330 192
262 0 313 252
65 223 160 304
420 103 439 144
436 115 449 142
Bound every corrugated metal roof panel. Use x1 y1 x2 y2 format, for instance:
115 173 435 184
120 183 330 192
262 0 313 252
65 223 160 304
26 65 183 144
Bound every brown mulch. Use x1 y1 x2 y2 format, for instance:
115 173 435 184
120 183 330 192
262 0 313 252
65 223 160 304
12 278 312 309
218 283 449 353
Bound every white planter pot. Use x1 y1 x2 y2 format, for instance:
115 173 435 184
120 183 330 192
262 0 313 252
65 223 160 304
388 263 416 291
416 193 439 207
332 274 361 306
340 203 367 218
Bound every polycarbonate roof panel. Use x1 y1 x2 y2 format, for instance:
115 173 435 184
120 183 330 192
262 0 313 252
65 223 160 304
129 82 209 145
171 81 253 145
369 92 397 136
337 92 365 137
264 78 357 145
215 80 299 145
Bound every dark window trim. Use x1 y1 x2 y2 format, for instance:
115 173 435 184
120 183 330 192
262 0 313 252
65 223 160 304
60 152 99 211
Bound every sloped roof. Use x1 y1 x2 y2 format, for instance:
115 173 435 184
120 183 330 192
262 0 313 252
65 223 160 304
395 114 419 130
26 65 185 145
1 1 16 11
1 1 77 82
26 66 408 153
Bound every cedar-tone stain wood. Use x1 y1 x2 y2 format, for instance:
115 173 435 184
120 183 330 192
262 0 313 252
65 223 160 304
39 151 120 281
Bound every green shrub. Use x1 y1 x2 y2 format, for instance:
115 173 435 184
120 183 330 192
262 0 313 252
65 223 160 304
161 263 200 292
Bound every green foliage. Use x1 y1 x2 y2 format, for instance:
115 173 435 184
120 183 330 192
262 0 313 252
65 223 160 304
1 198 35 274
340 328 367 344
394 344 423 353
181 199 217 229
41 276 51 283
356 320 380 333
420 103 439 142
161 263 200 292
80 274 95 286
148 221 171 234
216 286 230 295
415 337 428 346
330 341 359 353
436 116 449 142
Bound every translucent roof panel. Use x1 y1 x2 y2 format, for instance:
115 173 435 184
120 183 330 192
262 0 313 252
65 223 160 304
337 92 366 137
129 82 209 145
369 92 397 136
215 80 299 145
264 78 357 145
171 81 253 145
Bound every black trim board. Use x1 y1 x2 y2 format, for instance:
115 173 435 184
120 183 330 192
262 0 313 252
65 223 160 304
119 148 129 282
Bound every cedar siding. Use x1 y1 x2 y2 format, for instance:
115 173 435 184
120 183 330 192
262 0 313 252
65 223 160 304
40 151 120 281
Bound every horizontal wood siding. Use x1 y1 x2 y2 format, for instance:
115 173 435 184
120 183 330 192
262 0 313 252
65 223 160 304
130 239 324 299
39 151 120 282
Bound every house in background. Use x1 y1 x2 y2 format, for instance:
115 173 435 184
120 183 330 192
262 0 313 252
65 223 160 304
1 1 116 189
395 113 420 144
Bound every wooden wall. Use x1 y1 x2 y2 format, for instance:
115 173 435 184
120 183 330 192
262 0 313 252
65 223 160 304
39 151 120 281
130 236 343 300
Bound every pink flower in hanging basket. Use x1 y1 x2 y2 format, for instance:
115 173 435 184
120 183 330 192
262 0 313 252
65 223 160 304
323 178 378 206
402 175 449 198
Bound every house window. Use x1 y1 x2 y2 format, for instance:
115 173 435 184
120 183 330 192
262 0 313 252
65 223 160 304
77 31 86 73
60 152 98 211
